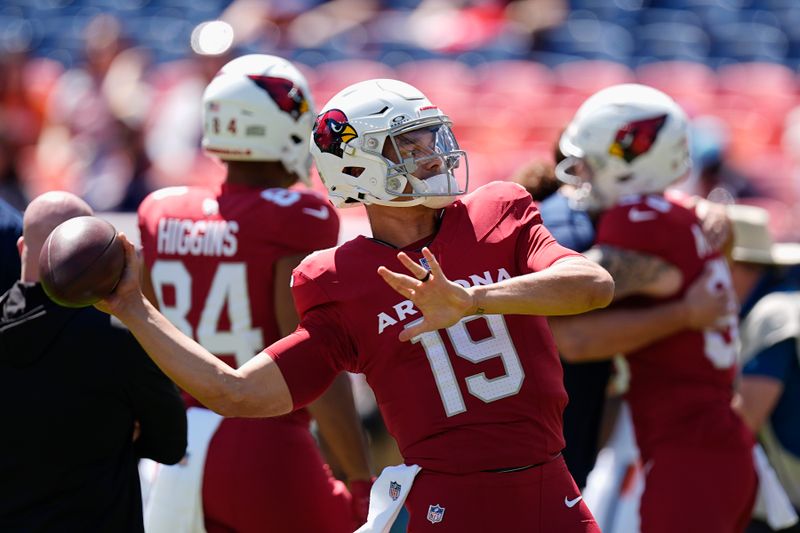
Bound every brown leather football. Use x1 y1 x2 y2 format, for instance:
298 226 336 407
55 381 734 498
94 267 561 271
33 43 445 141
39 216 125 308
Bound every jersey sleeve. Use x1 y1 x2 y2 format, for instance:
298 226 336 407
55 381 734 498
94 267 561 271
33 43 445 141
265 304 357 409
469 182 580 272
290 251 337 318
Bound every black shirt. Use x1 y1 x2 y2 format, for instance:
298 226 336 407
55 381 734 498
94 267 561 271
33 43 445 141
0 282 187 532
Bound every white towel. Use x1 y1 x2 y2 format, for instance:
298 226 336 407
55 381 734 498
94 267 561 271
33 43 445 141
753 443 799 530
355 464 422 533
144 407 224 533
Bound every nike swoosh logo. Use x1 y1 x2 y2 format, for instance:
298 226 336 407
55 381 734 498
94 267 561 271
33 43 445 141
302 206 329 220
564 495 582 508
628 207 657 222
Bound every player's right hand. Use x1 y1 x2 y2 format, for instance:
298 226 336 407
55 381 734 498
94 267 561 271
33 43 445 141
95 233 146 318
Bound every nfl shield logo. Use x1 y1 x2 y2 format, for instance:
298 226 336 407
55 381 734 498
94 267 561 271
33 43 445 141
389 481 401 501
427 504 445 524
419 257 430 271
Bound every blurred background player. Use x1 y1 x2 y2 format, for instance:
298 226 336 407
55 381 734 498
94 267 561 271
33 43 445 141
100 77 614 532
137 54 372 532
550 84 757 533
0 191 186 531
512 146 727 491
727 204 800 533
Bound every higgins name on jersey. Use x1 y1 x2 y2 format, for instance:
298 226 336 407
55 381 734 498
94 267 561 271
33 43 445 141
156 218 239 257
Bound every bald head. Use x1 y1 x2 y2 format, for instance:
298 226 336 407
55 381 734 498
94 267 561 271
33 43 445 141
19 191 93 282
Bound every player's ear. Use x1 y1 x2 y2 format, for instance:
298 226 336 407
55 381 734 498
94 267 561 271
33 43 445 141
17 236 24 259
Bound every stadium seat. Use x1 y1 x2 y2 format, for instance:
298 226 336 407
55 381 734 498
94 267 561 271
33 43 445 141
776 9 800 66
636 60 718 116
730 7 782 28
566 0 641 27
731 148 799 192
633 22 711 64
709 22 789 63
735 196 798 242
309 59 396 106
717 61 797 96
289 47 353 69
747 0 798 9
552 60 635 100
471 60 555 112
473 60 554 91
716 62 798 130
373 38 445 67
636 7 703 27
527 51 585 69
394 58 475 90
712 106 781 160
535 18 635 64
394 59 476 122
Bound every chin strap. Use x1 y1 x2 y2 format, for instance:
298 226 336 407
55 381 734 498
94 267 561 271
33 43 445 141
407 173 457 195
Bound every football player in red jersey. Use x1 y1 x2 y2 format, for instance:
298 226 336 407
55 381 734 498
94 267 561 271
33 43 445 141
137 55 372 533
102 78 614 532
550 84 757 533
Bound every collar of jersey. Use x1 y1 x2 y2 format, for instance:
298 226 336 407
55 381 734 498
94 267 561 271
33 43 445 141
368 208 446 252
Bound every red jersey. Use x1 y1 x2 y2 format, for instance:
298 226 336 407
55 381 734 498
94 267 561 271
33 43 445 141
138 182 340 411
270 181 581 474
139 183 356 532
595 194 752 458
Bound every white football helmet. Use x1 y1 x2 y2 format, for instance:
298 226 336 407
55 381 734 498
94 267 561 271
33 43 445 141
310 79 468 209
202 54 316 184
556 83 691 212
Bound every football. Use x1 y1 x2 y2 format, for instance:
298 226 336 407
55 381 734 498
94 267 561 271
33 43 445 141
39 216 125 308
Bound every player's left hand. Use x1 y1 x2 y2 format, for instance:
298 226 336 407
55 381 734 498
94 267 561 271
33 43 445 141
378 247 474 341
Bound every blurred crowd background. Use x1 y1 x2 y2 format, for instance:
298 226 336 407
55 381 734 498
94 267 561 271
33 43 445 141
2 0 800 241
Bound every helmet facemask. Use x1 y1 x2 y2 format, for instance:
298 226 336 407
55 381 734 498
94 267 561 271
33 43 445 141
555 153 629 213
311 79 469 210
370 118 468 208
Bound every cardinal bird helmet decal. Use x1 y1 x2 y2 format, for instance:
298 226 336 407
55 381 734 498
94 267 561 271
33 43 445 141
201 54 316 185
314 109 357 158
310 78 469 209
556 83 690 211
608 114 668 163
247 75 309 121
